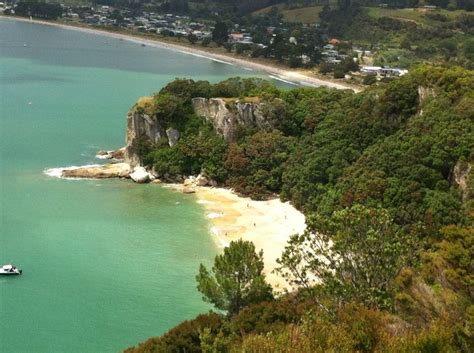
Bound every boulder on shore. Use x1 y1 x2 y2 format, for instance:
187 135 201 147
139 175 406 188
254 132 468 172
184 174 209 187
130 166 150 183
195 174 209 187
62 163 131 178
182 186 196 194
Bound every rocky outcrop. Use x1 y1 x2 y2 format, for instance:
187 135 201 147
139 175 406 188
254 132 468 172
182 186 196 194
184 174 209 188
166 128 180 147
61 163 131 179
417 86 436 116
96 147 126 160
123 96 273 166
124 107 166 167
130 166 150 183
191 98 273 142
451 160 472 202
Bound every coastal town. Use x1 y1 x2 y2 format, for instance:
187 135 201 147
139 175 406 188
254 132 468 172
1 0 411 84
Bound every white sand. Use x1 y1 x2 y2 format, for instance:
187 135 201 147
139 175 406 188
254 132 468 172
194 187 306 289
2 16 361 92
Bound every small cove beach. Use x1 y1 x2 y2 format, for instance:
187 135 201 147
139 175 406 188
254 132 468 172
166 185 306 289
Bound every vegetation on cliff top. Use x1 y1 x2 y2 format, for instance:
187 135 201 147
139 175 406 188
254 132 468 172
125 65 473 352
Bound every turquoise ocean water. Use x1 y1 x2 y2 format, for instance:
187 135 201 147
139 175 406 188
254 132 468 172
0 19 281 353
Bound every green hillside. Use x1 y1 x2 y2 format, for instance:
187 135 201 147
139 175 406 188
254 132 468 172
124 65 474 352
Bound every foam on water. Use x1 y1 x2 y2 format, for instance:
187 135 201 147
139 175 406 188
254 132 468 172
269 75 298 86
197 200 215 205
207 212 223 219
43 164 102 179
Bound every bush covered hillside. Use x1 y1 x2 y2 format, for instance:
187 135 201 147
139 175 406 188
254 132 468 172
125 65 473 352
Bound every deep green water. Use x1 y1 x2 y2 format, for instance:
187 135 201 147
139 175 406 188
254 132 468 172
0 19 280 353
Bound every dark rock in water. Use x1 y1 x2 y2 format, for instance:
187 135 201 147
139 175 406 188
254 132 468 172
110 147 125 160
96 147 125 160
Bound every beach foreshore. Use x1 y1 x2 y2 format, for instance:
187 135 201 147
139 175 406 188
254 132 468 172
45 161 307 289
2 16 362 92
166 185 306 289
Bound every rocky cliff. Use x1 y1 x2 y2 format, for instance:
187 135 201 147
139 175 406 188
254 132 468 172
452 159 473 202
123 98 180 167
191 98 272 142
124 96 273 166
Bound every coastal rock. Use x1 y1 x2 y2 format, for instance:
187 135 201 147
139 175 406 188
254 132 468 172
196 174 209 186
166 128 180 147
123 96 275 165
130 166 150 183
184 176 196 187
124 99 164 167
62 163 131 178
96 150 109 157
96 147 126 160
183 174 209 187
191 97 273 142
110 147 126 160
182 186 196 194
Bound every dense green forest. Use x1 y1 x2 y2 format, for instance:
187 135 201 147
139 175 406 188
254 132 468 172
124 65 473 352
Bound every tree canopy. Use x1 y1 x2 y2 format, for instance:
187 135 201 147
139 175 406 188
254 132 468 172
196 240 273 316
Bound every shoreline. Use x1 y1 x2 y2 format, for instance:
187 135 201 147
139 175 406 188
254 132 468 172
1 16 362 92
191 186 306 289
44 165 306 289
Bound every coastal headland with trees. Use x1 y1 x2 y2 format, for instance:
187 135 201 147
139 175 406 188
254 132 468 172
56 64 471 351
116 64 473 352
2 0 472 351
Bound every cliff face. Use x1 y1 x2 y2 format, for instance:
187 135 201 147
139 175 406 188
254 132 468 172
124 109 164 166
192 98 273 142
452 159 473 202
124 97 272 166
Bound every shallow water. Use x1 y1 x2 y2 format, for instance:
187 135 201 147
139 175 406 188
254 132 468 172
0 19 279 353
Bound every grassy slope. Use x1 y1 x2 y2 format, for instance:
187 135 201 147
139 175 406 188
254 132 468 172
280 6 324 23
366 6 470 26
253 3 327 23
255 4 470 26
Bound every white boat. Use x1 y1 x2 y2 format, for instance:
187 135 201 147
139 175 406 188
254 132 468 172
0 264 22 275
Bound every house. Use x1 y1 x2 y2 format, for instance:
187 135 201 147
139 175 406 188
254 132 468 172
229 32 244 43
361 66 408 77
229 33 253 44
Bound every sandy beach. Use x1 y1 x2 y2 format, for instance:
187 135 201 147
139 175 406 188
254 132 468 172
2 16 362 92
192 186 306 289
